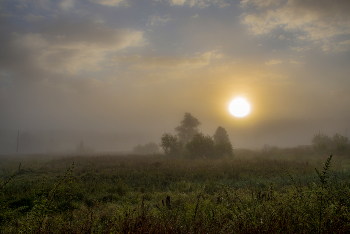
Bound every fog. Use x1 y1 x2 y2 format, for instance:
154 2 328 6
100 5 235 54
1 116 348 154
1 0 350 154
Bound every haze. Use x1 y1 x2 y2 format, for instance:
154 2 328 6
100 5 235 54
1 0 350 154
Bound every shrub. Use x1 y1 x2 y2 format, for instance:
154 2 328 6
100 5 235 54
160 133 183 156
186 133 214 159
215 142 234 158
213 126 234 158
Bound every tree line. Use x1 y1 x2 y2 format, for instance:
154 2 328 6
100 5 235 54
312 132 349 154
159 112 233 158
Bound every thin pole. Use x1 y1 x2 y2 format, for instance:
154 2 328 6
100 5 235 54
16 130 19 154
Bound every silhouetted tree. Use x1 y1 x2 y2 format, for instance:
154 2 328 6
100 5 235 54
175 112 201 144
186 133 214 159
160 133 183 156
133 142 159 154
312 133 331 152
213 126 230 144
332 133 348 153
311 132 349 154
213 126 233 157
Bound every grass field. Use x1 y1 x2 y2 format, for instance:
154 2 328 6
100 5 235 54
1 149 350 233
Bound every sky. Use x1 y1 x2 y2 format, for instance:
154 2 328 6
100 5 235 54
1 0 350 153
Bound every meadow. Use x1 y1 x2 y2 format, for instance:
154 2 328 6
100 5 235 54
1 149 350 233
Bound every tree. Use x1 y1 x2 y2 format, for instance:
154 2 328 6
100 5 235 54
312 132 349 154
312 133 332 152
160 133 183 156
133 142 159 154
213 126 230 144
186 133 214 159
213 126 233 157
175 112 201 144
332 133 348 153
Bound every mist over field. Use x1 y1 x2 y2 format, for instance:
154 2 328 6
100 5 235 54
1 0 350 154
3 2 350 232
0 117 349 154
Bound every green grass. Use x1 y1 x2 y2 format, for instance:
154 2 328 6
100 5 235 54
0 151 350 233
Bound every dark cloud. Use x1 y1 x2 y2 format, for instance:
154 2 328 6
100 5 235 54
291 0 350 17
0 17 144 79
41 19 144 48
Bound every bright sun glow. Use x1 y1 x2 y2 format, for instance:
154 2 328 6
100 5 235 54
229 97 251 118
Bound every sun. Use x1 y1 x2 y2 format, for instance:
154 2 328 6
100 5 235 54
229 97 251 118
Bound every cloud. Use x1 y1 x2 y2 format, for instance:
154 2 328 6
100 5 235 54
147 15 171 26
170 0 186 5
24 14 46 22
240 0 283 9
164 0 229 8
336 40 350 51
1 21 144 75
240 0 350 52
88 0 127 7
265 59 282 65
323 39 350 52
114 51 222 70
60 0 75 10
290 46 311 51
0 0 53 14
290 59 303 66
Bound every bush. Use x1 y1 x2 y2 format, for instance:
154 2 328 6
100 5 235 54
213 126 234 158
160 133 183 156
332 133 348 154
312 132 349 154
215 142 234 158
186 133 214 159
312 133 332 152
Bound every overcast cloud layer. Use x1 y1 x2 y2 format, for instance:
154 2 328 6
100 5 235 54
1 0 350 153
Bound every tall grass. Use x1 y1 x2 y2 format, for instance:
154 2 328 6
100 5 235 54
0 152 349 233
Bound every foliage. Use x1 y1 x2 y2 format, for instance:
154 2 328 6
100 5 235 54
186 133 215 159
133 142 159 154
213 126 233 158
0 173 17 227
332 133 348 153
312 132 349 154
215 142 234 158
312 133 332 152
175 112 201 144
159 133 183 156
314 155 332 186
213 126 230 144
1 153 350 233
